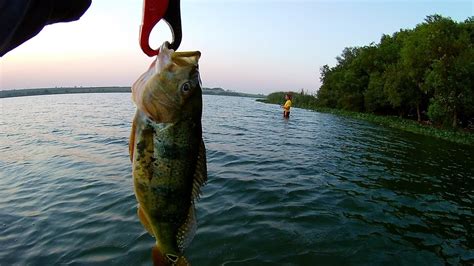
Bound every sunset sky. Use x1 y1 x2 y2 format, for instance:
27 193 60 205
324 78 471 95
0 0 472 94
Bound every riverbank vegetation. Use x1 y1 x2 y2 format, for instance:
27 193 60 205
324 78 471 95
258 15 474 146
258 91 474 146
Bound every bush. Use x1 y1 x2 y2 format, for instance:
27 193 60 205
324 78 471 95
427 98 448 125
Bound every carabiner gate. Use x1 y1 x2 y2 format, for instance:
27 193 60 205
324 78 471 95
140 0 182 57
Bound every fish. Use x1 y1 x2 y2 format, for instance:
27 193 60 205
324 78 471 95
129 42 206 266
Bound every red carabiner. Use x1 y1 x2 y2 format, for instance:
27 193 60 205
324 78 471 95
140 0 169 56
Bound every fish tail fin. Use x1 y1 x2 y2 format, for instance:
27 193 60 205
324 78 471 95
152 246 190 266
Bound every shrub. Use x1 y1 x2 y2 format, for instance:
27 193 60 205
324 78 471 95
428 98 449 126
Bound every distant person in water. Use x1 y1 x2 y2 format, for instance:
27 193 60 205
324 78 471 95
282 93 292 118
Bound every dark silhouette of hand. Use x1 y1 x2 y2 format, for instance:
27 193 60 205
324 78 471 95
0 0 92 56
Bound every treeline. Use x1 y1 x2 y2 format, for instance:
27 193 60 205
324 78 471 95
317 15 473 128
1 87 264 99
202 87 264 98
260 90 318 109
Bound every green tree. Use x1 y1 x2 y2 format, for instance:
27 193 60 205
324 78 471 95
384 63 419 118
400 19 435 121
316 14 473 129
364 72 390 113
424 16 473 127
364 32 408 114
426 40 474 127
317 64 338 108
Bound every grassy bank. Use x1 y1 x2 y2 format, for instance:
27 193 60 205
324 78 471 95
257 92 474 146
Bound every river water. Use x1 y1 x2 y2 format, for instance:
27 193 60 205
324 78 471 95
0 94 472 265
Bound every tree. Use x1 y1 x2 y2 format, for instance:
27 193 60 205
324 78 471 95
317 64 338 108
384 63 419 118
364 32 407 114
400 19 435 121
423 16 473 127
316 14 473 128
364 72 390 113
426 39 474 127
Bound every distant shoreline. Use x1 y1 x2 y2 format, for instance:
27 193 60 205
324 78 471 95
0 87 131 99
0 87 265 99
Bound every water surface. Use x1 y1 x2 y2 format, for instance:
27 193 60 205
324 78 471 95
0 94 472 265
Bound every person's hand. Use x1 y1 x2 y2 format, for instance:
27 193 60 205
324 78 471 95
0 0 92 56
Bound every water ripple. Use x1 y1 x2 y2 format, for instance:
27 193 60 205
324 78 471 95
0 94 473 265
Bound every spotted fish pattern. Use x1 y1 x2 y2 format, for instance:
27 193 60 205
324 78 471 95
129 43 206 266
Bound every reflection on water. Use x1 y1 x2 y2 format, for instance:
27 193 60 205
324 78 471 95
0 93 473 265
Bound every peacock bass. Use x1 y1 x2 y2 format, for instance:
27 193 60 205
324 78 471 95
129 42 207 265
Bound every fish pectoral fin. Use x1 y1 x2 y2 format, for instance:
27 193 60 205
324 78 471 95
177 206 197 252
129 113 138 162
137 205 154 236
191 139 207 201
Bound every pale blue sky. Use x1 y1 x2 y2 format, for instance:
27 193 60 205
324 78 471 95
1 0 472 94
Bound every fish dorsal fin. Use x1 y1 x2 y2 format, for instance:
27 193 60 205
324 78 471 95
191 139 207 201
176 206 197 252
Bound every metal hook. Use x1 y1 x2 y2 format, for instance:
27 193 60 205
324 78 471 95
140 0 182 57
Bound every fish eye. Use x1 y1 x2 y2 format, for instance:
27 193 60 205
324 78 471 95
181 82 192 93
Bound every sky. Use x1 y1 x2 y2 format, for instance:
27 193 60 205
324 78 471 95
0 0 472 94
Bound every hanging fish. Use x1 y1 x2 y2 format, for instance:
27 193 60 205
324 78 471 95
129 42 206 266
